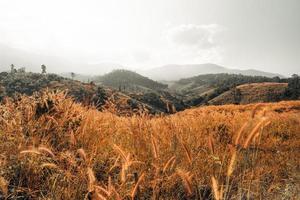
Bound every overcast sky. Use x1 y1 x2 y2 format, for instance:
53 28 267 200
0 0 299 75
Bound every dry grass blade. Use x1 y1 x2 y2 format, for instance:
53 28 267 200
0 176 8 196
253 120 271 141
90 191 107 200
234 122 247 145
87 167 96 192
151 136 159 159
121 163 127 183
109 156 120 172
251 103 263 118
77 148 87 161
113 144 127 161
163 156 176 173
208 134 215 154
38 146 55 158
69 130 76 146
227 148 237 177
177 169 193 196
243 118 268 148
182 142 192 164
131 172 145 200
108 176 112 196
95 185 109 196
211 176 220 200
41 163 59 169
20 149 41 155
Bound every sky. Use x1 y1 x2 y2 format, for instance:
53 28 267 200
0 0 299 75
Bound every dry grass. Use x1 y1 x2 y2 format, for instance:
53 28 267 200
0 91 299 199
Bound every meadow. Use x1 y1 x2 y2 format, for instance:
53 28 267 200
0 91 299 199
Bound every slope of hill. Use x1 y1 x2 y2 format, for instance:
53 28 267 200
170 74 278 105
171 73 300 108
141 63 283 81
94 69 168 92
209 82 289 105
0 92 299 199
1 70 299 114
0 71 182 115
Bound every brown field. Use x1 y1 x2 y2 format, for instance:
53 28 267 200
0 91 299 199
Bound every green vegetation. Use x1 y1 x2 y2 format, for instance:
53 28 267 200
1 69 299 115
284 74 300 100
95 69 168 92
172 73 300 106
0 71 180 114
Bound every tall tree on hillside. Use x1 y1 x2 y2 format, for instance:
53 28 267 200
41 64 47 74
71 72 76 80
10 64 16 74
0 85 6 101
284 74 300 99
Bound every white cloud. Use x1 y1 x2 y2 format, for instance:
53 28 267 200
161 24 225 64
166 24 224 49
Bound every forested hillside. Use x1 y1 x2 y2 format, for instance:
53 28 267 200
0 71 181 114
171 73 300 106
94 69 168 92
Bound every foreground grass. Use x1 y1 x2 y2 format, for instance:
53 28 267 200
0 91 299 199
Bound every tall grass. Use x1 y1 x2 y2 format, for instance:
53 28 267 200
0 91 299 199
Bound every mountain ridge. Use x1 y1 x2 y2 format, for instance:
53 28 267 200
140 63 284 81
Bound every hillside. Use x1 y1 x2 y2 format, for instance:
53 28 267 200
0 92 299 199
209 82 289 105
140 63 283 81
92 70 187 113
94 69 168 92
1 70 299 115
0 71 182 115
170 73 297 107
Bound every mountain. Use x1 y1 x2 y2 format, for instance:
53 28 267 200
140 63 284 81
84 62 125 75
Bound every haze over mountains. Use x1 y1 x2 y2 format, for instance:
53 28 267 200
139 64 284 81
0 44 285 82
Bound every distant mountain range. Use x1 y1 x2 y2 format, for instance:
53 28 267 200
139 64 284 81
0 44 284 81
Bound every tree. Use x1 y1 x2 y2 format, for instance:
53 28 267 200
0 85 6 102
233 88 242 104
284 74 300 100
71 72 76 80
41 64 47 74
10 64 16 74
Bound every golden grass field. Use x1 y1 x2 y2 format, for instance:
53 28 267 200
0 91 299 200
